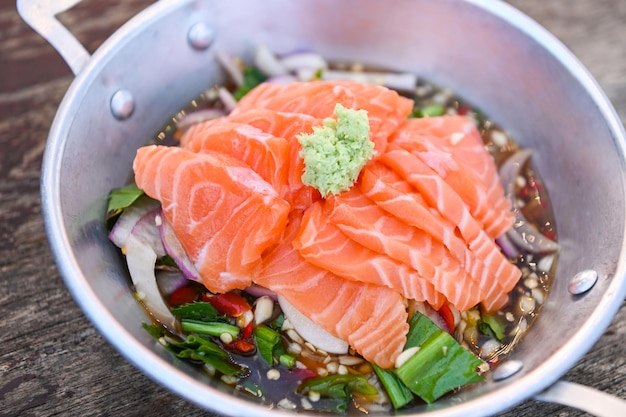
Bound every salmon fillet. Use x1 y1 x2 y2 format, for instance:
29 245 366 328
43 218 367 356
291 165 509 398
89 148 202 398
228 109 323 209
133 145 290 293
179 118 290 197
231 80 414 155
381 146 520 311
254 213 409 368
294 202 446 308
393 117 514 238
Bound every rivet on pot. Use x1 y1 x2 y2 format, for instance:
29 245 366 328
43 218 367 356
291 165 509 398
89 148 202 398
188 22 214 50
568 269 598 295
110 89 135 120
492 360 523 381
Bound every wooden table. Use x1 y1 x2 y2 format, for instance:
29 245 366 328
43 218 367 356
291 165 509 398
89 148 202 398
1 0 624 416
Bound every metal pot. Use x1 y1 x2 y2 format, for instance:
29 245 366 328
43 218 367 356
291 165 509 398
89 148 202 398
19 0 626 415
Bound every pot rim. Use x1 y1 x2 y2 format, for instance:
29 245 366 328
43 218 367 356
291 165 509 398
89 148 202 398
40 0 626 416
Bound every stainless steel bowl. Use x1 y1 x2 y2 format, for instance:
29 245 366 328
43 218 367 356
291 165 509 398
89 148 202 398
19 0 626 416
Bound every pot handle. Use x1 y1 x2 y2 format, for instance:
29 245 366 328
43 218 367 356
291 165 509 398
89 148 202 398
534 380 626 417
16 0 90 75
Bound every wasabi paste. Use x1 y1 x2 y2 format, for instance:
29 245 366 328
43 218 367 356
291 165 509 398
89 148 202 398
297 103 375 197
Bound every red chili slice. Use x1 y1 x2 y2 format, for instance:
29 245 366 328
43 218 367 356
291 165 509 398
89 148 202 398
437 304 455 334
168 286 201 307
224 339 256 355
204 292 251 317
241 321 254 340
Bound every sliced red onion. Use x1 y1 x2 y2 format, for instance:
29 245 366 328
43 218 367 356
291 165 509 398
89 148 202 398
255 44 288 77
410 301 448 332
321 70 418 92
278 295 349 354
108 195 160 248
215 49 244 86
218 87 237 113
176 108 226 131
158 213 202 282
132 208 166 257
244 284 278 301
155 270 189 297
279 52 328 72
496 233 521 258
499 149 560 254
109 197 177 330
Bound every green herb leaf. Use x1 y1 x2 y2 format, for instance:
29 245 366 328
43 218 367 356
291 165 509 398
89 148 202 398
172 302 220 321
142 322 165 339
233 66 267 100
107 183 144 217
254 325 281 365
411 103 446 118
299 374 378 399
478 314 506 342
396 312 484 404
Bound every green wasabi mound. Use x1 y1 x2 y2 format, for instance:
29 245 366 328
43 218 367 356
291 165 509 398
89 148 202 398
297 103 375 197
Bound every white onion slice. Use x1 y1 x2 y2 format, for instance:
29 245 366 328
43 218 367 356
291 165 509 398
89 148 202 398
218 87 237 112
176 108 226 131
215 49 244 86
125 235 177 331
255 44 288 77
278 295 349 354
321 70 417 92
279 52 328 72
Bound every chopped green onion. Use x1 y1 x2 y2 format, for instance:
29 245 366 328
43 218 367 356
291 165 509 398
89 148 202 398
142 323 243 376
279 353 297 368
372 364 413 409
254 324 281 365
299 374 378 399
181 319 240 338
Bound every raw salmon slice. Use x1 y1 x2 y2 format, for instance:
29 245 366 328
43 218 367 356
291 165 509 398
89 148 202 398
360 162 467 263
361 162 511 310
254 213 409 368
133 145 290 293
232 80 414 155
393 117 514 238
179 118 290 197
294 202 446 308
381 146 520 311
228 109 323 210
322 189 483 311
